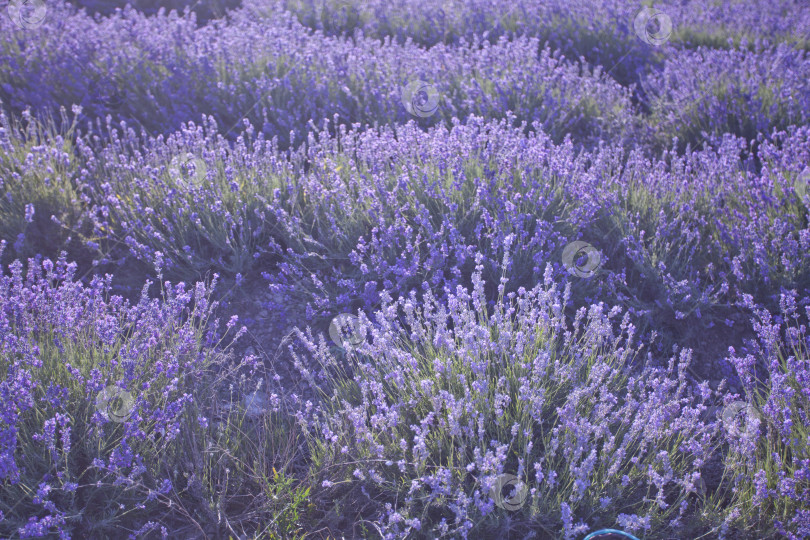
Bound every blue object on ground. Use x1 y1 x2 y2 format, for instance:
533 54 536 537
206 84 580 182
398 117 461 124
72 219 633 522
583 529 642 540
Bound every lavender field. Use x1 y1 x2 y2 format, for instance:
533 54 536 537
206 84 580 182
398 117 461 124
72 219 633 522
1 0 810 538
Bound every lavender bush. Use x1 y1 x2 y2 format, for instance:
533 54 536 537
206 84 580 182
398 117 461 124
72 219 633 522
291 259 718 538
0 245 309 538
711 292 810 539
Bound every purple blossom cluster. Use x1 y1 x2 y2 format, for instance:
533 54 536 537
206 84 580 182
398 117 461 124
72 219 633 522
1 0 810 537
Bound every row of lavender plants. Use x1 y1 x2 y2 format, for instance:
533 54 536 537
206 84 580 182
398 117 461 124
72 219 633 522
281 0 810 92
281 0 810 50
2 1 809 150
32 112 809 327
1 0 809 538
0 2 635 149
